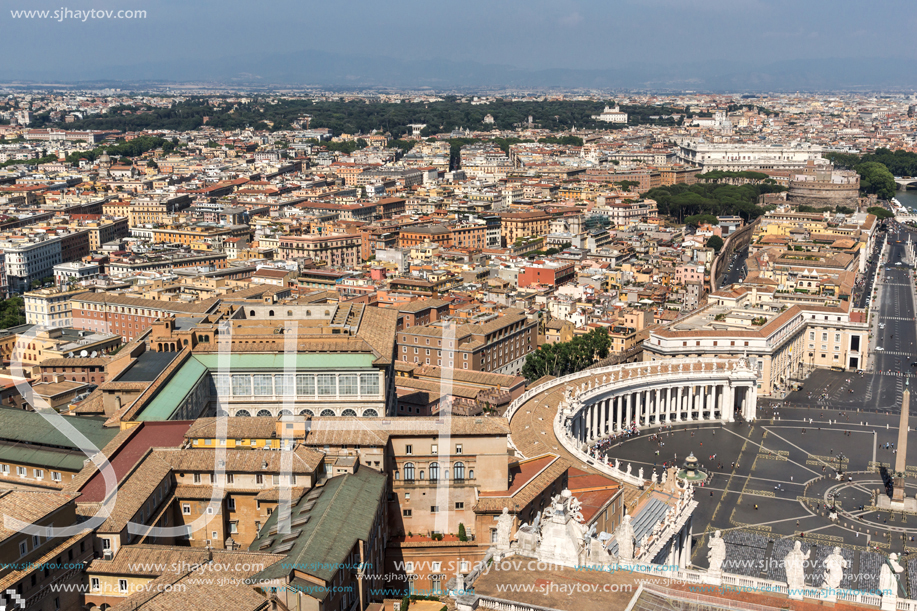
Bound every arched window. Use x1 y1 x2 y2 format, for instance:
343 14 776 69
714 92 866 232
183 339 189 346
299 409 314 417
249 310 256 317
279 409 292 416
468 469 474 480
287 311 293 317
363 408 378 417
256 409 272 417
306 310 312 316
325 310 330 316
341 408 357 417
320 409 335 417
269 310 275 317
419 470 425 480
429 462 439 480
453 462 465 481
403 463 415 480
235 410 251 417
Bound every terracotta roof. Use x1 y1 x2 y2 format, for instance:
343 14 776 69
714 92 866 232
475 454 572 512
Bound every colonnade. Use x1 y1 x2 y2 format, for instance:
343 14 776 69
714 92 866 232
569 381 756 445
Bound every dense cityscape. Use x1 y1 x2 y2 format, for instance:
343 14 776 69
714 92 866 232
2 73 917 611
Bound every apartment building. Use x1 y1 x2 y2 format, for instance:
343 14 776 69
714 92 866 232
517 261 576 288
71 293 219 341
396 308 537 376
278 233 361 268
0 236 62 293
23 287 88 328
499 211 550 247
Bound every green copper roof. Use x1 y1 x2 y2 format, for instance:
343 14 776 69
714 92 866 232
0 407 117 451
248 467 386 585
135 356 208 422
193 353 376 370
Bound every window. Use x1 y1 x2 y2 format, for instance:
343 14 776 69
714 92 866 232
18 541 27 557
317 374 336 395
822 332 828 342
405 445 412 455
404 492 410 500
429 462 439 480
231 375 251 396
403 509 412 517
455 502 464 510
256 474 264 485
17 466 26 477
253 374 273 396
32 534 40 547
193 473 202 484
101 538 110 550
430 506 439 513
51 471 61 482
469 469 474 479
227 497 236 510
453 462 465 480
91 578 100 591
182 504 191 515
360 373 380 395
212 531 219 540
431 444 438 454
339 374 358 395
455 444 463 454
403 463 415 480
226 473 234 484
34 469 43 479
119 579 128 593
229 522 238 534
296 374 315 395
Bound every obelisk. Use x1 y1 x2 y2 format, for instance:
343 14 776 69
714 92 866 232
893 380 910 502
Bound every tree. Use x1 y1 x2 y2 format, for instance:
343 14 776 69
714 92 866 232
458 523 468 542
867 206 894 220
684 214 719 227
706 235 725 252
856 162 896 200
521 328 612 382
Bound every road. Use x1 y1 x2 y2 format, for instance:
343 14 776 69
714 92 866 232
777 225 917 414
719 246 748 287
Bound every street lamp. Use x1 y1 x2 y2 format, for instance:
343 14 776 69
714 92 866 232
837 453 846 478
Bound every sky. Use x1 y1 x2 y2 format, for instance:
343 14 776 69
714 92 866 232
2 0 917 85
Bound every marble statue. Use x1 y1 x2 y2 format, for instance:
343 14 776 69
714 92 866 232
880 553 904 599
569 496 584 523
707 531 726 574
651 469 658 484
614 458 620 471
602 375 607 384
638 467 644 481
626 463 632 477
616 514 634 561
784 541 810 598
662 470 668 484
822 547 847 590
495 507 513 551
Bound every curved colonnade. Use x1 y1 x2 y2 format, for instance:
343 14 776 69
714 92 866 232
506 358 760 484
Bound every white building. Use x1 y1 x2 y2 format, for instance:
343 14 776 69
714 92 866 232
592 106 628 124
677 140 826 172
0 236 62 294
54 261 100 288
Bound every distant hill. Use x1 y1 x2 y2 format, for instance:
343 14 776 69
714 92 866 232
3 51 916 92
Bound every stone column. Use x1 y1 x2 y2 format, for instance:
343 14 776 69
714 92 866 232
707 385 714 421
654 388 661 425
725 385 735 422
625 393 632 431
676 387 683 422
616 396 623 432
634 391 643 429
746 385 757 421
715 384 723 420
686 386 694 422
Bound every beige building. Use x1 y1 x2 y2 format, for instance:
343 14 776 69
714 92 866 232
644 291 868 395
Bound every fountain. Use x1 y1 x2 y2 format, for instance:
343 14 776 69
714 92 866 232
676 452 708 485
